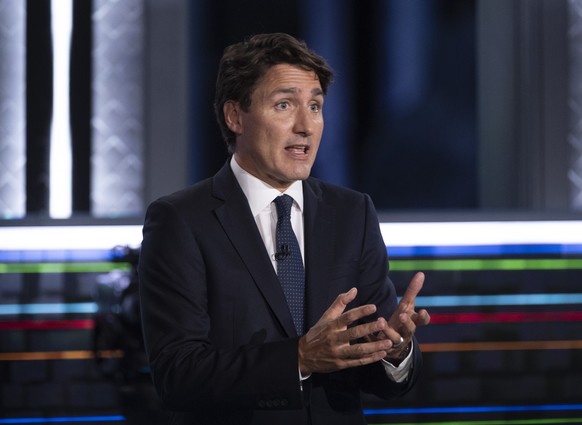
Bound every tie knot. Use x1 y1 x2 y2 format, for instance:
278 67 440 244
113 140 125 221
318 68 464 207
274 194 294 219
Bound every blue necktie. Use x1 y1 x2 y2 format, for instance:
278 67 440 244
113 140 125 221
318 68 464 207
274 194 305 335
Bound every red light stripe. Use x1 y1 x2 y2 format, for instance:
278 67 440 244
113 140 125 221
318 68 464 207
430 311 582 324
2 312 581 330
0 319 95 330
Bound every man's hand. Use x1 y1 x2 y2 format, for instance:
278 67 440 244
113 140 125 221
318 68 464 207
371 272 431 364
298 272 431 375
298 287 395 375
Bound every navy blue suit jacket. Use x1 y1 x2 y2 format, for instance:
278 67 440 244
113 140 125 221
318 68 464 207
138 160 422 424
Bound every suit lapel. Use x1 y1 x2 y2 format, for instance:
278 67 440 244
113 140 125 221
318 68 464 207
303 179 336 331
212 161 298 337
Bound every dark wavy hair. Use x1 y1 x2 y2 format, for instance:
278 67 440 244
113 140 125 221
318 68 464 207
214 33 334 153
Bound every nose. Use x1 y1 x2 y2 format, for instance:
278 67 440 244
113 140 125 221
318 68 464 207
293 107 314 137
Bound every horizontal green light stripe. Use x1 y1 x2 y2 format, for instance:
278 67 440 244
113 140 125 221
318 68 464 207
377 418 582 425
0 262 131 274
2 259 582 274
390 258 582 271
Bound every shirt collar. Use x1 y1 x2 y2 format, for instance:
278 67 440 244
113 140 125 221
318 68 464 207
230 155 304 216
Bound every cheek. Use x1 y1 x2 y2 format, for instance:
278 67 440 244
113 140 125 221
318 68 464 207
310 143 321 159
313 122 324 144
314 118 324 136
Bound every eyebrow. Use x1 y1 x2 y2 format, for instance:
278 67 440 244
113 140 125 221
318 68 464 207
271 87 324 97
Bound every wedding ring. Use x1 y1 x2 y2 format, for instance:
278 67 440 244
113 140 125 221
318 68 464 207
393 336 404 348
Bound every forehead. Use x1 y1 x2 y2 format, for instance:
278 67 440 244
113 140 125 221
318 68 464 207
254 64 322 96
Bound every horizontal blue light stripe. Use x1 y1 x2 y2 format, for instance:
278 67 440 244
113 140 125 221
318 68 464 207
414 293 582 308
1 243 582 263
387 243 582 257
0 416 125 424
0 303 98 315
364 403 582 415
0 249 115 263
0 294 579 317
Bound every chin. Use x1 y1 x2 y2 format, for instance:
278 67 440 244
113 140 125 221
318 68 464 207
291 170 312 181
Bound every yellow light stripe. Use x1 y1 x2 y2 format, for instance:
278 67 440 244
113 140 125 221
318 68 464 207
0 349 123 361
2 341 582 362
421 340 582 352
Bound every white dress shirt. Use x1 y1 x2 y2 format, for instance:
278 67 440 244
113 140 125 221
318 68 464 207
230 155 304 270
230 155 412 383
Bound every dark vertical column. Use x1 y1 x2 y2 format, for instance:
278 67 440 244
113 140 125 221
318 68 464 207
186 0 301 184
301 0 354 187
70 0 93 213
26 0 53 215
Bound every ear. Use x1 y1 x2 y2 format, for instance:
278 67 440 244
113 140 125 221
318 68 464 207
223 101 243 135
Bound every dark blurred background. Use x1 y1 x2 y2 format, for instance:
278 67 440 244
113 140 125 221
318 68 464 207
185 0 478 211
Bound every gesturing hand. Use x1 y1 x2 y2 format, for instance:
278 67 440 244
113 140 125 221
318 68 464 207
298 287 394 375
298 272 431 375
370 272 431 364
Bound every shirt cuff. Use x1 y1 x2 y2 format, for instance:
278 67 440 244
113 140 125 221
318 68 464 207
299 368 311 381
381 341 414 383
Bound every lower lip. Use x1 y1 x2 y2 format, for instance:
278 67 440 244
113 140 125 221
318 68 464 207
285 147 309 159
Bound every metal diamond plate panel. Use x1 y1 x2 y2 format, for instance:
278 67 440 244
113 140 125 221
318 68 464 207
569 0 582 211
92 0 144 217
0 0 25 218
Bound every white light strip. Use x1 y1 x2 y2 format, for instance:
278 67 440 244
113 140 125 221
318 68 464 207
380 220 582 246
0 225 142 251
0 1 26 218
0 221 581 252
49 0 73 218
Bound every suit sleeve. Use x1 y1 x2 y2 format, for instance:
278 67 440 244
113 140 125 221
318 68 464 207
138 198 304 411
352 194 423 399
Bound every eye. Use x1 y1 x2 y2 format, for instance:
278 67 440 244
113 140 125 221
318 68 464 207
309 103 321 113
276 101 290 110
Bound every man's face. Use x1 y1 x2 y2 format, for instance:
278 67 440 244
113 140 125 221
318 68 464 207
225 64 324 191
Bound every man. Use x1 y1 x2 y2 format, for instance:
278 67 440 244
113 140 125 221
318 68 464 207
138 32 430 425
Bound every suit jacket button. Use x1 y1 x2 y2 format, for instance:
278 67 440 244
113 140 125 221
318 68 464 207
258 400 265 408
266 400 273 408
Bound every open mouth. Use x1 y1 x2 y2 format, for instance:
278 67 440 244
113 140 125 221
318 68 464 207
285 145 309 155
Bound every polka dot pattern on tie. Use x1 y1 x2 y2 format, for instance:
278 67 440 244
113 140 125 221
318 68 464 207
274 194 305 335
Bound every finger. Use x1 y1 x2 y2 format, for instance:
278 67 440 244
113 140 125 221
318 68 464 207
375 325 404 345
340 350 389 369
343 338 392 359
340 316 387 343
406 309 430 327
354 319 407 351
391 335 405 348
399 272 425 310
413 309 431 326
337 303 378 329
381 312 413 343
320 288 358 321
